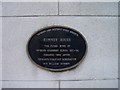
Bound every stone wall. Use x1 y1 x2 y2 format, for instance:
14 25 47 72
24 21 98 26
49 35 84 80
1 2 118 88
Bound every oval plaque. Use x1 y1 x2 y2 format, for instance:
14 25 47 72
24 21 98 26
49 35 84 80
27 26 87 71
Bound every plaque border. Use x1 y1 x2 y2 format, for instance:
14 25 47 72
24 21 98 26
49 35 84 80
26 25 88 72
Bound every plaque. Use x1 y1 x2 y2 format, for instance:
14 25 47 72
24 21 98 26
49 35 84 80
27 26 87 71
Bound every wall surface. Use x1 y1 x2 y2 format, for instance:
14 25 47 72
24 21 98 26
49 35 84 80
2 2 118 88
0 1 2 90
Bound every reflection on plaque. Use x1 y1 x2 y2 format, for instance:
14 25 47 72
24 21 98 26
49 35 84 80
27 26 87 71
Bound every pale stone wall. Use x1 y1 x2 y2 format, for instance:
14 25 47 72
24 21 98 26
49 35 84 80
2 2 118 88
